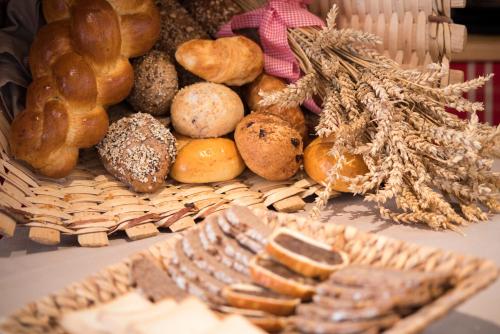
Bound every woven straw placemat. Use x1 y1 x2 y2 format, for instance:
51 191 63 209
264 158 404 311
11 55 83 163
0 109 330 247
0 208 497 334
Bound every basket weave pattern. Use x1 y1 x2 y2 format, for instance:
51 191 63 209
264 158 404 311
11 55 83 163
0 108 321 247
1 209 498 334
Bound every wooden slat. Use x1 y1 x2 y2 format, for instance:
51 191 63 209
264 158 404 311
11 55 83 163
125 223 159 241
29 227 60 245
0 212 16 237
273 195 306 213
78 232 109 247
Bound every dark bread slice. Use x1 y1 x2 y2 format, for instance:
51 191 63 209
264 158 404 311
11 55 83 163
131 256 187 302
204 215 254 266
165 258 223 305
267 228 349 278
222 283 300 316
198 226 250 276
172 239 224 295
217 213 265 253
296 303 394 322
183 230 250 284
224 206 273 245
249 254 317 300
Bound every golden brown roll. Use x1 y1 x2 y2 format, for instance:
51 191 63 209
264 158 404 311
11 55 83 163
170 137 246 183
235 113 303 181
175 36 264 86
304 137 369 192
247 74 307 139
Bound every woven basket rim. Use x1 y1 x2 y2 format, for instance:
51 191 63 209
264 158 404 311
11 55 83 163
1 208 498 334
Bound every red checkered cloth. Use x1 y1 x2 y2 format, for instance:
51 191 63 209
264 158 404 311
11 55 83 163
218 0 325 113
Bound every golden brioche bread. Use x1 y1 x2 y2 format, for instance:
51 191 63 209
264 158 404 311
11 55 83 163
9 0 160 178
175 36 264 86
247 74 307 140
170 137 246 183
304 137 369 192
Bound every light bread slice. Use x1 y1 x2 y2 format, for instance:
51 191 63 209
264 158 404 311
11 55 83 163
204 314 266 334
59 292 152 334
131 297 219 334
249 254 317 300
266 228 349 278
100 299 177 333
222 283 300 316
215 305 286 332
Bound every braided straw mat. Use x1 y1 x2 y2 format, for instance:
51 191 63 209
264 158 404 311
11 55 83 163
0 107 330 247
1 209 498 334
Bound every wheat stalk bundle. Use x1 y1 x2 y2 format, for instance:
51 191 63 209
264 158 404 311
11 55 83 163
236 2 500 230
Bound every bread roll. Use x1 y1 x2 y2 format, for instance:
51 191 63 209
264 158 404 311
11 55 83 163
97 113 177 193
175 36 264 86
128 50 178 115
235 113 303 181
247 74 307 139
171 82 244 138
304 137 369 192
170 137 245 183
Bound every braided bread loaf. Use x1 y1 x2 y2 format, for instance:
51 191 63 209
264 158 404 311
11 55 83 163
9 0 160 178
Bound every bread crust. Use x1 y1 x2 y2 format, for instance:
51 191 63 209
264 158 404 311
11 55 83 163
247 74 307 139
175 36 264 86
235 113 303 181
222 284 300 316
10 0 160 178
266 228 349 279
249 256 316 300
304 136 369 192
170 137 245 183
171 82 244 138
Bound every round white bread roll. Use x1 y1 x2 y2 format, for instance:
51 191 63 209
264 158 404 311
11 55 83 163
171 82 244 138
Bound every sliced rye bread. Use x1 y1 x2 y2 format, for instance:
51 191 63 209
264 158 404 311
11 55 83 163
266 228 349 278
222 283 301 316
249 254 318 300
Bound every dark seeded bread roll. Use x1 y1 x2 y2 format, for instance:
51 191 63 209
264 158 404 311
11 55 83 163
235 113 303 181
97 113 177 193
128 50 178 116
153 0 208 87
179 0 243 37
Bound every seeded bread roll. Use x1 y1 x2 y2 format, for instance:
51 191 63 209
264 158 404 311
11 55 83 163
171 82 244 138
235 113 303 181
97 113 177 193
247 74 307 140
128 51 178 116
179 0 243 37
153 0 208 87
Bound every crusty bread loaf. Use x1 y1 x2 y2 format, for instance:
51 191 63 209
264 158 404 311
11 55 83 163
304 137 369 192
175 36 264 86
97 113 176 193
128 50 178 116
171 82 244 138
247 74 307 139
235 113 303 181
170 137 245 183
9 0 160 178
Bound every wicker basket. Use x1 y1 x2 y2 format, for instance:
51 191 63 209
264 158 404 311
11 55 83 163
309 0 467 85
0 105 329 247
1 209 498 334
0 0 468 247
